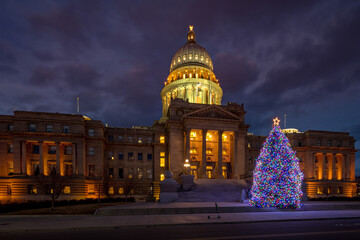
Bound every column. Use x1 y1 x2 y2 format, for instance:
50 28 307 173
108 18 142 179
313 153 316 179
342 154 346 180
322 153 326 180
185 129 191 162
72 143 77 175
21 141 27 175
332 154 336 180
345 154 350 179
60 143 64 176
39 142 44 174
217 130 223 179
201 129 207 178
56 142 60 174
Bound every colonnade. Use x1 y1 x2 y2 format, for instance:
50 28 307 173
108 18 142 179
313 153 349 180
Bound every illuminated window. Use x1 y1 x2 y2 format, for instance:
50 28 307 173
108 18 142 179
137 168 143 179
160 152 165 167
108 186 114 195
8 162 14 174
7 185 11 194
317 187 323 195
189 73 192 78
195 54 198 60
222 134 227 141
183 74 186 79
178 57 180 62
206 148 213 155
337 187 343 194
222 149 228 155
160 136 165 143
189 54 192 59
173 60 175 65
119 187 124 194
88 129 94 137
88 165 95 177
46 124 53 132
138 137 142 144
147 169 153 179
88 147 95 156
109 168 114 179
160 174 165 181
206 58 208 63
64 186 71 194
128 168 134 179
201 56 204 61
190 148 197 154
183 55 186 60
7 144 13 153
28 185 37 194
128 152 134 160
88 184 94 194
190 131 196 139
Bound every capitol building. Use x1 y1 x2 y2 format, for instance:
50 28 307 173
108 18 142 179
0 26 357 203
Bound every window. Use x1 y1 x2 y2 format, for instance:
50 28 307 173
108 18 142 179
7 185 11 195
108 151 114 160
88 129 94 137
160 136 165 144
137 168 143 179
138 153 143 160
147 153 152 161
206 148 213 155
128 152 134 160
65 146 72 155
33 145 40 154
146 169 153 179
147 137 153 144
88 184 95 194
337 187 343 194
128 168 134 179
48 145 56 154
128 136 133 143
138 137 142 144
189 53 192 60
118 152 124 160
29 123 36 132
88 147 95 156
178 56 180 62
119 168 124 179
119 187 124 194
109 168 114 179
248 157 252 164
183 55 186 60
8 162 14 175
195 54 198 60
327 140 332 147
314 156 318 163
299 157 303 162
317 139 321 146
108 186 114 195
88 165 95 177
201 56 204 61
64 186 71 194
7 144 13 153
28 185 38 194
298 140 302 147
63 125 69 133
46 124 53 132
317 187 323 195
337 140 342 147
160 152 165 167
108 135 114 141
65 164 72 176
8 124 14 131
160 174 165 181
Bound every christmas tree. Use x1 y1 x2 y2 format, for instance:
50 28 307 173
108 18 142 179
250 117 303 208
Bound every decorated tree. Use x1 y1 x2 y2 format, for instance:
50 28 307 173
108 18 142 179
250 117 303 208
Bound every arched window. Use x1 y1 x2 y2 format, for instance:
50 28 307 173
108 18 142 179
195 54 198 60
183 55 186 61
178 57 181 62
189 54 192 60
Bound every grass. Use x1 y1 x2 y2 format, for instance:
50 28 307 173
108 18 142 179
1 201 132 215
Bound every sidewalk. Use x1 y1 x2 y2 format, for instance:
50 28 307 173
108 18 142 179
1 209 360 232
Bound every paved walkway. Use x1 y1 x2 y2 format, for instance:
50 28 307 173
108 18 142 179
1 209 360 232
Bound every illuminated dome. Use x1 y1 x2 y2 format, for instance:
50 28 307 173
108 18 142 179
160 26 223 122
170 26 213 72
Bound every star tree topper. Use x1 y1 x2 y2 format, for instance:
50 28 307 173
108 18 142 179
273 117 280 126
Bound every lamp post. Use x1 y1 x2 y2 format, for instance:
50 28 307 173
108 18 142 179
184 159 190 175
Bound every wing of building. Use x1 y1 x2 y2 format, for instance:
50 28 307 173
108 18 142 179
0 27 357 203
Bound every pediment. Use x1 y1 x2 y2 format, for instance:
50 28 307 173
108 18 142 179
183 105 240 120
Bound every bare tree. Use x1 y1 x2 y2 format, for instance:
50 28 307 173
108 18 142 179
94 176 110 205
37 167 65 210
123 177 137 201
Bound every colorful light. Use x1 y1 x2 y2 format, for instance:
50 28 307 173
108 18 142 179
250 118 304 208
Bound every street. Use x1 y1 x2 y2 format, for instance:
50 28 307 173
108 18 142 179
1 218 360 240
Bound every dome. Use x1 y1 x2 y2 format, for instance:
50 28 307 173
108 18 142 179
169 26 213 72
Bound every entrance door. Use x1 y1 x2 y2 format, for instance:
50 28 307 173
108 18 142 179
206 166 213 179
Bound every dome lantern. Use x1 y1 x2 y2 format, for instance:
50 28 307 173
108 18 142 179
187 25 196 43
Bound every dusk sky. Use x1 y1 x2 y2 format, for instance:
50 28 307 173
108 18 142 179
1 0 359 173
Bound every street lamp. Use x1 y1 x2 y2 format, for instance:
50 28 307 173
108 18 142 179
184 159 190 175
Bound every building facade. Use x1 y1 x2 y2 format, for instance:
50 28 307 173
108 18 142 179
0 27 357 203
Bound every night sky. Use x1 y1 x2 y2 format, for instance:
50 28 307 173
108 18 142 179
1 0 359 174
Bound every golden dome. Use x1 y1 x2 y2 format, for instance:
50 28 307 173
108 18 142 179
170 26 213 72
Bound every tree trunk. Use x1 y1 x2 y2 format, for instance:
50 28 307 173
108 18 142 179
51 195 55 210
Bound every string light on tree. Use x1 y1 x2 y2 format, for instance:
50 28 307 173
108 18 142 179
250 117 304 208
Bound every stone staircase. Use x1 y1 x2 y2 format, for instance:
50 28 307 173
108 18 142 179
177 179 250 202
